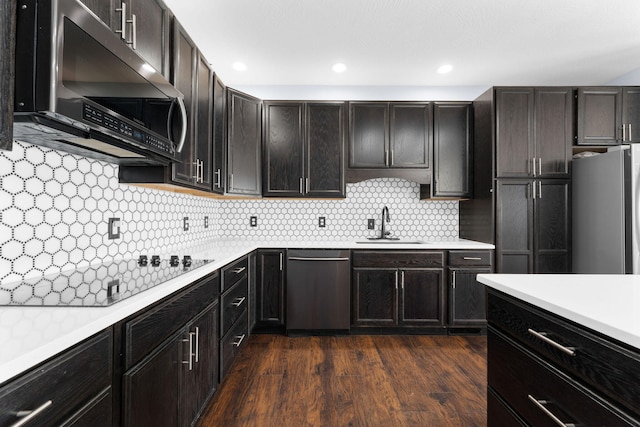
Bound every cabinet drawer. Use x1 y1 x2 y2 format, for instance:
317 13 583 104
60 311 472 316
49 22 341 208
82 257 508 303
487 388 527 427
220 277 248 337
488 292 640 418
448 250 492 267
0 330 112 427
488 329 638 426
222 256 248 292
125 271 219 369
352 251 444 268
220 311 248 380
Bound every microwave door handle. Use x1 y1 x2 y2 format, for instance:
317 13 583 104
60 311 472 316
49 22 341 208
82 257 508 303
171 97 188 154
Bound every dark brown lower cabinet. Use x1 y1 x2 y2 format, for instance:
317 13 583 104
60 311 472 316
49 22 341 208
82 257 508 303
496 179 570 273
351 251 445 329
256 249 285 329
0 329 113 427
447 250 493 328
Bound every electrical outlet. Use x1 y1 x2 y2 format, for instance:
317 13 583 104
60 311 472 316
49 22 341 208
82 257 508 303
319 216 326 228
183 217 189 231
204 216 209 229
250 216 257 227
108 217 121 240
367 219 375 230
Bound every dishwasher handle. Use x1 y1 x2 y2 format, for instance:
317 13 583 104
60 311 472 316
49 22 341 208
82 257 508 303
288 257 350 262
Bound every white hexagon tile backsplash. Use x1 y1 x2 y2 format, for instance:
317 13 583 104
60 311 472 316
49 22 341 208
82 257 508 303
1 141 458 284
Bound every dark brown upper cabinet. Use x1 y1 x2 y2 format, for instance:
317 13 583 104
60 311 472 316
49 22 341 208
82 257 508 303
80 0 170 77
263 101 345 198
577 87 640 145
227 89 262 196
432 102 473 198
0 0 15 151
496 87 572 178
171 23 212 191
211 74 227 194
349 102 431 169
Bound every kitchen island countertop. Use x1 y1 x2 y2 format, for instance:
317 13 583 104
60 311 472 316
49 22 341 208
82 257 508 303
477 274 640 351
0 238 492 384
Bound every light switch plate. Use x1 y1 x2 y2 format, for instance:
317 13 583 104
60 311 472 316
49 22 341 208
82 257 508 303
183 217 189 231
108 217 120 240
319 217 326 228
250 216 257 227
368 219 375 230
204 216 209 229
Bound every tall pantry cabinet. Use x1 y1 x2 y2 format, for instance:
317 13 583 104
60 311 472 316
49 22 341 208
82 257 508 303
460 87 573 273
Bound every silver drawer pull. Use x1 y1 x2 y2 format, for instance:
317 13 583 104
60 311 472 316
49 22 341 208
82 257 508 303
11 400 53 427
528 328 576 356
528 395 576 427
233 334 246 347
233 267 246 274
231 296 246 307
462 257 482 260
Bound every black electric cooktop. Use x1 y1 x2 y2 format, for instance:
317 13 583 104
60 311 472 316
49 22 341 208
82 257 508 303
0 255 212 307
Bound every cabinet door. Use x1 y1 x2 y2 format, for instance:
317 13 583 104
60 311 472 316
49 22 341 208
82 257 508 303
227 89 261 195
257 250 285 326
0 0 15 151
433 102 472 197
306 102 346 197
399 269 445 326
263 102 304 196
212 74 226 193
349 103 388 168
123 337 180 427
623 87 640 143
79 0 112 30
352 268 397 326
180 303 218 427
535 88 572 177
192 53 213 190
389 103 431 168
496 88 534 177
496 180 534 273
449 267 490 326
171 22 196 185
535 180 571 273
129 0 169 77
576 87 622 145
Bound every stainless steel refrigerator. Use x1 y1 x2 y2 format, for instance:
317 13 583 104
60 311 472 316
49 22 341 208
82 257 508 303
573 145 640 274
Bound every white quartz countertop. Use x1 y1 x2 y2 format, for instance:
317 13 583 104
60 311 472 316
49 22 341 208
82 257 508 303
0 238 492 384
477 274 640 351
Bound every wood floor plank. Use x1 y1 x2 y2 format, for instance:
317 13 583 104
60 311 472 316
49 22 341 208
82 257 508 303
197 334 487 427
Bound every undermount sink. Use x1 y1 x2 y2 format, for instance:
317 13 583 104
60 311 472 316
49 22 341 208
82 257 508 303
356 239 427 244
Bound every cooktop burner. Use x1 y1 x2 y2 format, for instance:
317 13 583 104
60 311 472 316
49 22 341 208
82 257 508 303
0 255 212 307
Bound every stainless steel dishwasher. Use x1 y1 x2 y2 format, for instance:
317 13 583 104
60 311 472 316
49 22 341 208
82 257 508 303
286 249 351 334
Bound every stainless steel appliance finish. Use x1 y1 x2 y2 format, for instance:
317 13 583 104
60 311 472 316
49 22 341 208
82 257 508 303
13 0 186 165
573 145 640 273
286 249 351 333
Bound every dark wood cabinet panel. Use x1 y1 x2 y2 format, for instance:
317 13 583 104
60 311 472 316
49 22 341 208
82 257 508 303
256 249 285 326
433 102 473 198
535 88 573 176
623 87 640 143
306 102 345 197
248 251 257 332
448 267 490 326
535 180 571 273
399 269 444 326
352 268 398 325
349 103 388 168
389 103 431 168
263 102 304 195
496 180 533 273
212 74 226 193
227 89 261 196
128 0 169 77
0 0 15 151
576 87 622 145
496 88 534 177
192 53 213 190
79 0 112 24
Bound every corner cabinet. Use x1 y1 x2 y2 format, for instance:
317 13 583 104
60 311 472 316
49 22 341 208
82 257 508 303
263 101 345 198
227 89 262 196
351 251 445 329
487 290 640 426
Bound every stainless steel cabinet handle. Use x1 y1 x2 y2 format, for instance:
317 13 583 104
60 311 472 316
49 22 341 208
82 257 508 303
462 257 482 260
527 395 576 427
299 177 303 194
622 124 626 141
400 271 405 289
390 150 394 166
527 328 576 356
279 252 283 271
394 270 399 290
233 334 246 347
214 169 221 188
531 181 536 199
452 271 456 288
126 14 137 49
630 124 633 141
538 157 542 176
182 332 196 370
194 326 200 363
385 150 389 166
11 400 53 427
231 296 246 307
538 180 542 199
306 177 310 193
233 266 246 274
532 157 536 176
115 2 127 40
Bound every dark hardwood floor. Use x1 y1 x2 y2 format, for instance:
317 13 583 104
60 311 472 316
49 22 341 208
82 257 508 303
198 334 487 427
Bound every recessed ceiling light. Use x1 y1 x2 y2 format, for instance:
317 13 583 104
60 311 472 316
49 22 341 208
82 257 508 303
232 62 247 72
437 64 453 74
332 63 347 73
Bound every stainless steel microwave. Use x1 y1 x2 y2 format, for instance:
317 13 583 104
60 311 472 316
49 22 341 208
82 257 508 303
13 0 187 165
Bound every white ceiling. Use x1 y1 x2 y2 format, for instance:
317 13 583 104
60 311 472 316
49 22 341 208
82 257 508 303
163 0 640 99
